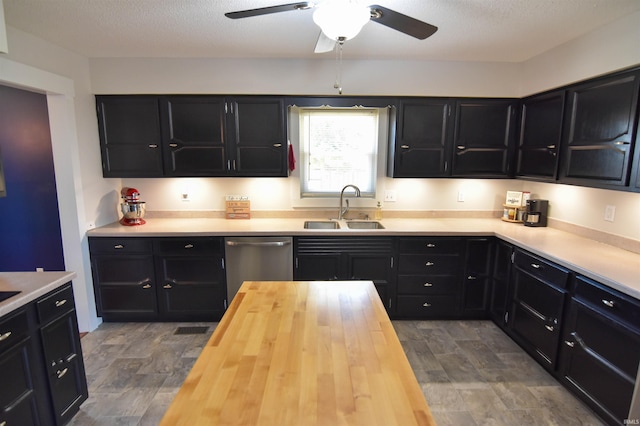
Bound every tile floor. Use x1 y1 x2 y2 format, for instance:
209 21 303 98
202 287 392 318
69 320 604 425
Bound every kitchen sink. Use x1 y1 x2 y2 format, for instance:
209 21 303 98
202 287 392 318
0 290 21 303
346 221 385 229
304 221 341 229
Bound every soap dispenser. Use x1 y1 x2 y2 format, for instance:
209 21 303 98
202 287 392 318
374 201 383 220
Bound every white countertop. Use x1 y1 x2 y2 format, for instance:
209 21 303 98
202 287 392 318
0 271 77 317
88 217 640 300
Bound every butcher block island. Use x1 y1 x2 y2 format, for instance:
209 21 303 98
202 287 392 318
160 280 435 426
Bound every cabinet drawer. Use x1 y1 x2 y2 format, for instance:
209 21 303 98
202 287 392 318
155 238 223 255
398 254 460 274
0 310 29 354
513 269 566 321
397 295 459 318
514 249 569 289
512 301 561 366
37 284 74 325
89 237 152 254
398 238 462 254
397 275 459 295
574 275 640 329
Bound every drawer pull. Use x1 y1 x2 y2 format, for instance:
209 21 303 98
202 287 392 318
400 145 409 149
564 340 575 348
546 145 556 150
602 299 615 308
169 143 178 148
544 325 554 332
425 262 435 266
422 302 432 307
148 144 158 148
114 244 124 249
55 299 67 308
530 263 541 269
467 275 477 280
1 421 6 426
163 284 173 289
273 143 283 147
184 244 194 249
142 284 152 289
0 331 12 342
423 283 433 287
57 368 68 379
426 243 435 248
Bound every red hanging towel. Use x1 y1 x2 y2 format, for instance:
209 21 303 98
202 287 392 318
288 143 296 172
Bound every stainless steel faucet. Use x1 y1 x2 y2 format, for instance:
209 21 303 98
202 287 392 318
338 184 361 220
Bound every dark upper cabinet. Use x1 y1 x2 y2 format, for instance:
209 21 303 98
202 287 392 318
388 98 452 177
517 90 565 180
96 95 288 177
451 99 518 177
96 96 164 177
229 97 288 176
559 69 640 188
160 96 226 176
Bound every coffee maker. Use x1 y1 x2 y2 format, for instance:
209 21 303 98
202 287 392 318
524 199 548 227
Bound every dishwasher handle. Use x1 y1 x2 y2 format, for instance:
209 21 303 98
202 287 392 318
225 240 291 247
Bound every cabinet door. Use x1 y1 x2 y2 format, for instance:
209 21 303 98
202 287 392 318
0 337 41 426
96 95 164 177
561 299 640 425
462 238 493 317
390 98 452 177
517 91 565 180
347 252 394 310
560 69 640 187
40 312 88 425
489 241 513 328
90 255 158 320
156 255 227 321
451 99 518 177
160 96 227 176
228 97 288 176
295 253 342 281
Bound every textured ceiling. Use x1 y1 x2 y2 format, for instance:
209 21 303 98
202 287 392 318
3 0 640 62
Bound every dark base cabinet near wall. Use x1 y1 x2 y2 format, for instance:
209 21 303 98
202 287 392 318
0 283 87 426
89 237 227 322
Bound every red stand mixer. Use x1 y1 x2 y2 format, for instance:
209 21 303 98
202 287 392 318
119 187 146 226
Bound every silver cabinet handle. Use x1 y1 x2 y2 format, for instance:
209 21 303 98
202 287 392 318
148 144 158 148
226 240 291 247
138 278 152 286
457 145 466 150
57 368 68 379
114 244 124 249
184 244 194 249
422 302 432 307
163 284 172 289
545 325 554 332
602 299 615 308
531 263 541 269
426 243 435 248
142 284 152 289
467 275 477 280
546 145 556 149
55 299 67 308
400 145 409 149
1 420 6 426
273 143 282 147
425 262 435 266
564 340 575 348
423 283 433 287
169 143 178 148
614 141 630 145
0 331 12 342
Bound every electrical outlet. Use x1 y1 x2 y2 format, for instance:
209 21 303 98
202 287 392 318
457 191 465 202
36 267 44 272
384 190 397 202
604 205 616 222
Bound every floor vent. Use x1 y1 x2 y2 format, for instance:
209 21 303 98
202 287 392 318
174 326 209 335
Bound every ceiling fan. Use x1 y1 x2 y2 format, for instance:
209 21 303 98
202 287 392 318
225 1 438 53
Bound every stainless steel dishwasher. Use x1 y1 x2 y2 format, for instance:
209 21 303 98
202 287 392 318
224 237 293 303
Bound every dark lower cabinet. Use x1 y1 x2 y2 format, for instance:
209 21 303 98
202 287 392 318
89 237 227 322
1 283 88 426
294 237 395 313
489 240 513 329
560 275 640 425
508 249 570 370
461 238 493 318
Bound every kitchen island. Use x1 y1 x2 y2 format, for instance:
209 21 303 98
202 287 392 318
160 280 435 426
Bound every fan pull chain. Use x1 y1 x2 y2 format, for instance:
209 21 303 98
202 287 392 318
334 39 344 95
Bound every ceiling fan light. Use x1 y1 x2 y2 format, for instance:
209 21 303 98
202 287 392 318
312 1 370 41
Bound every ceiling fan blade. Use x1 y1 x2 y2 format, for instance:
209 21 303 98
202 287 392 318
314 31 336 53
225 2 314 19
368 4 438 40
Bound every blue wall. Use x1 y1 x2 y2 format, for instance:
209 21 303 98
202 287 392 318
0 84 65 271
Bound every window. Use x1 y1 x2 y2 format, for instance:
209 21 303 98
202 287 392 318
299 108 379 198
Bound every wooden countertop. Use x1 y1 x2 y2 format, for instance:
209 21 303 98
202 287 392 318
160 280 435 426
